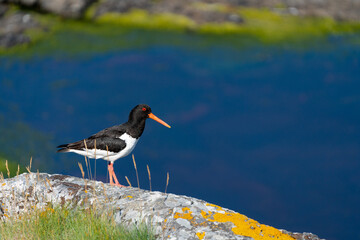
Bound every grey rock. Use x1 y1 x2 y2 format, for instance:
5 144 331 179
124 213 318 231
0 32 30 47
0 12 38 33
38 0 95 18
3 0 94 18
1 0 360 23
228 0 360 21
0 173 324 240
90 0 360 23
228 14 244 23
282 230 326 240
176 218 192 229
0 3 8 17
21 0 37 5
94 0 151 18
9 0 37 6
0 11 41 48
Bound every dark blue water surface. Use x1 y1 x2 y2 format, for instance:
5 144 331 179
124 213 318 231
1 32 360 240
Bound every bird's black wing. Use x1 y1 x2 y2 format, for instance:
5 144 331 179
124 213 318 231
57 137 127 153
88 124 127 139
57 125 127 153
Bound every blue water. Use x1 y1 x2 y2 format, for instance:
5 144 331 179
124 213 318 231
1 32 360 240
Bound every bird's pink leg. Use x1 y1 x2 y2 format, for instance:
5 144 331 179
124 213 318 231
108 162 114 185
108 162 126 187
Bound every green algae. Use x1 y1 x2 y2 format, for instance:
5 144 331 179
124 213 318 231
1 7 360 57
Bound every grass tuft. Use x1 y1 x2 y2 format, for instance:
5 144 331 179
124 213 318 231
147 164 151 192
0 206 155 240
132 154 140 189
165 172 169 194
0 157 25 178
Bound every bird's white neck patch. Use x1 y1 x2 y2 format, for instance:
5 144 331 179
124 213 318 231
119 133 138 143
118 133 139 158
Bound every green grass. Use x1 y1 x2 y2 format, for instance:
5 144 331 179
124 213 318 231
0 206 156 240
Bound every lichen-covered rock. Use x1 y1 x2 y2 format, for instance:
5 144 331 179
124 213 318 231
0 173 324 240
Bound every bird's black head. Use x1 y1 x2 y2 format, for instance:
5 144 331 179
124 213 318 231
129 104 152 121
128 104 171 128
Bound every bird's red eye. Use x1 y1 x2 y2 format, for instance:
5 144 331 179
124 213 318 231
142 107 146 111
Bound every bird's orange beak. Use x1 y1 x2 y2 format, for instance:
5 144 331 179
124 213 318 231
148 113 171 128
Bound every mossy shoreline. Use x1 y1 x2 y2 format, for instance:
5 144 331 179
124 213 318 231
1 5 360 56
94 8 360 39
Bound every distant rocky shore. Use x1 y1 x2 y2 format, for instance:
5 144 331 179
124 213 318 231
1 173 324 240
1 0 360 48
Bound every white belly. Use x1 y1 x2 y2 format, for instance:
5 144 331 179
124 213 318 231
69 133 139 162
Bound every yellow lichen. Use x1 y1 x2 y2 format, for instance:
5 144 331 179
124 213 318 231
201 204 294 240
206 203 222 210
196 232 205 239
125 195 133 199
174 207 194 220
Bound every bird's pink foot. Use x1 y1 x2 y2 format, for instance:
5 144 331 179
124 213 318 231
110 182 128 187
108 162 127 187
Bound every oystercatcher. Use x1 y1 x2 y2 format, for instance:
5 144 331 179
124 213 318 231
57 104 171 187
